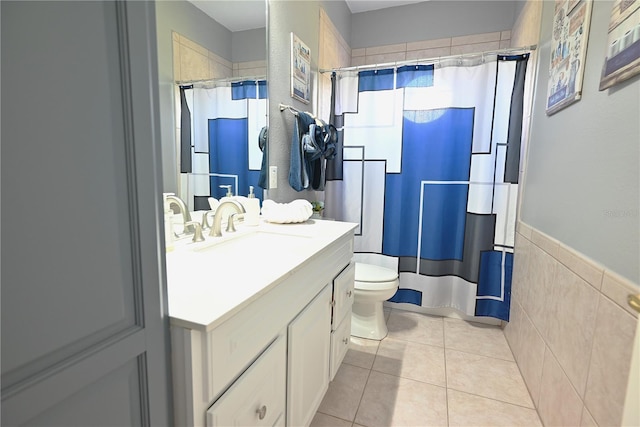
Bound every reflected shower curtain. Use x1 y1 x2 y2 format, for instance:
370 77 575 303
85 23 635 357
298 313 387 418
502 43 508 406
180 80 267 210
325 55 528 321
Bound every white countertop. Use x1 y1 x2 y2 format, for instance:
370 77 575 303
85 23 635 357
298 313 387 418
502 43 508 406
166 219 357 331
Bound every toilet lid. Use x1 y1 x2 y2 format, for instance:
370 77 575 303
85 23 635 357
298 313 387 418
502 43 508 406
355 263 398 282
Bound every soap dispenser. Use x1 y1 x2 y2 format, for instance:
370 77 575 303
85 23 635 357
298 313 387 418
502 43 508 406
245 186 260 226
219 185 234 203
162 193 175 252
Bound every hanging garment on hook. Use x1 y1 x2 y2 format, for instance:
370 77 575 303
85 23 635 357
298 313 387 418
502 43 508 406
289 111 315 191
258 126 268 189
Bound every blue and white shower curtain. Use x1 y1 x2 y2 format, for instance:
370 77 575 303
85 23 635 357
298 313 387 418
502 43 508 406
325 54 528 321
180 80 267 210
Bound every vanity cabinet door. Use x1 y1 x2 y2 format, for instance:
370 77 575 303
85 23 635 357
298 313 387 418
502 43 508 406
207 335 286 427
332 263 355 330
330 312 352 380
287 285 332 427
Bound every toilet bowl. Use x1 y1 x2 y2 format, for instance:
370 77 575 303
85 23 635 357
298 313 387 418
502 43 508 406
351 263 399 340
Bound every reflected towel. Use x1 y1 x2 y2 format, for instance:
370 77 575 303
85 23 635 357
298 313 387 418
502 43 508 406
261 199 312 223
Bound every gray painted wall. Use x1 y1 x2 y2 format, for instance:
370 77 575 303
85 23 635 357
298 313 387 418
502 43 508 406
521 0 639 283
350 1 519 48
232 27 267 62
155 1 266 193
267 0 321 202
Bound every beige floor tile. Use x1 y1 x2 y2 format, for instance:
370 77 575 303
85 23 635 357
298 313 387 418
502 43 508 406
318 363 370 422
310 412 353 427
373 338 446 387
447 389 542 426
446 349 534 408
386 310 444 347
444 318 514 361
343 337 380 370
354 371 447 427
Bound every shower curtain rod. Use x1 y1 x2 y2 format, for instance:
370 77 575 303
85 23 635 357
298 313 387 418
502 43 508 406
177 75 266 87
319 44 537 74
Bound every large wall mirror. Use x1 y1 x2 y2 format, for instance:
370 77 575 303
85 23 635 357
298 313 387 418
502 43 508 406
157 0 267 218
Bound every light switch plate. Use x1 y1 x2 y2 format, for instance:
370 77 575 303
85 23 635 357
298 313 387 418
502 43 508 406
269 166 277 189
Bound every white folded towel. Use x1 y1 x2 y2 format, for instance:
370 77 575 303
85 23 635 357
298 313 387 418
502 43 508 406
261 199 313 223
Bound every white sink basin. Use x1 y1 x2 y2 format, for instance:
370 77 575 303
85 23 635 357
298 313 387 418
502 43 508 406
192 230 313 257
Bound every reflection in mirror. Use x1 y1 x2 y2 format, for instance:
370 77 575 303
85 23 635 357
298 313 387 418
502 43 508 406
172 1 267 228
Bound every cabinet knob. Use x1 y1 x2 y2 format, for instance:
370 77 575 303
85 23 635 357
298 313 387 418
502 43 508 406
256 405 267 420
346 290 352 297
342 337 349 345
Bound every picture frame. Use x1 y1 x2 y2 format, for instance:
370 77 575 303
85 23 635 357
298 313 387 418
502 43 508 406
599 0 640 90
545 0 593 115
291 33 310 104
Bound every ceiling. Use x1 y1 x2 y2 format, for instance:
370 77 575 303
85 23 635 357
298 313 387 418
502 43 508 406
189 0 426 32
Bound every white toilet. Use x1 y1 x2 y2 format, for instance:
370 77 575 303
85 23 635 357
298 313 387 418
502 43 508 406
351 263 399 340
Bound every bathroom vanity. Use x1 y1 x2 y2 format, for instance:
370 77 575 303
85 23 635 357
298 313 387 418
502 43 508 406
166 219 357 427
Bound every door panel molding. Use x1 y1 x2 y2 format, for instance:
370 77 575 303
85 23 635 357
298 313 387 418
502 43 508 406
2 328 148 426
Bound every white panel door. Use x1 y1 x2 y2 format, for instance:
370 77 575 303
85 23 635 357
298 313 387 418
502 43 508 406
1 2 172 425
287 285 332 427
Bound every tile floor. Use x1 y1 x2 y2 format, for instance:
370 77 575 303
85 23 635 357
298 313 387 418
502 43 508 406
311 308 543 427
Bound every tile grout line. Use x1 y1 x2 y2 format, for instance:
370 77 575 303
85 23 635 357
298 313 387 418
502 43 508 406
443 317 450 426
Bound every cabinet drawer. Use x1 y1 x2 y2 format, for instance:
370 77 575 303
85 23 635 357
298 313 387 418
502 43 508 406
330 313 351 381
207 335 286 427
332 263 355 330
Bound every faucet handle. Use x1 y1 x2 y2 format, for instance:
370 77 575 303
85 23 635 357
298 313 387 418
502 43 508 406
202 211 215 229
184 221 205 243
226 213 245 233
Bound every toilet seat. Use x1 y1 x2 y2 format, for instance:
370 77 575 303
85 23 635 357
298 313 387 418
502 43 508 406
354 263 399 291
355 263 398 282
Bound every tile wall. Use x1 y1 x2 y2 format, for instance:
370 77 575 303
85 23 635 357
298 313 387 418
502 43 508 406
318 8 352 121
504 221 639 427
350 30 512 66
171 31 266 82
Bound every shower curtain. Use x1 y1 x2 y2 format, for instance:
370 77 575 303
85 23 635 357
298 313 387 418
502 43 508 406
325 54 528 321
180 80 267 210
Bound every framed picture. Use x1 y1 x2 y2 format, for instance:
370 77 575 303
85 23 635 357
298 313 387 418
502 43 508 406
599 0 640 90
291 33 310 104
546 0 593 115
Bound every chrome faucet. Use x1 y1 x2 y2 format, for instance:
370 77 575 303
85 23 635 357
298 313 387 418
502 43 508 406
210 200 246 237
165 194 194 234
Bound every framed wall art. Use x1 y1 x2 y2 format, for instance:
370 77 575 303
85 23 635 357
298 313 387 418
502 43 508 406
291 33 310 104
599 0 640 90
546 0 593 115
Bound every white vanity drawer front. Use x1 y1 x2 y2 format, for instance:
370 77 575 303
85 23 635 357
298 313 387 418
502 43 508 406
329 313 352 381
332 262 355 330
207 335 286 427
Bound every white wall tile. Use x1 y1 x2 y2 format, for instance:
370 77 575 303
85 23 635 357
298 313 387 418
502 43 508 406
515 308 546 406
365 43 406 56
406 37 451 51
545 263 600 397
351 48 366 57
519 244 556 339
501 30 512 40
451 41 501 55
531 229 559 258
452 31 501 46
601 270 640 318
538 348 584 427
365 52 406 65
584 295 638 427
405 46 451 61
